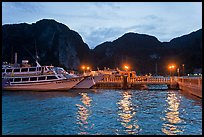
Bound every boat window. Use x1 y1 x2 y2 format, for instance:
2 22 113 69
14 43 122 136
29 68 36 71
22 77 29 81
9 78 14 82
21 68 28 72
37 67 42 71
6 69 12 72
47 76 58 80
14 69 21 72
14 78 21 82
44 67 47 71
38 77 46 80
2 69 5 72
30 77 37 81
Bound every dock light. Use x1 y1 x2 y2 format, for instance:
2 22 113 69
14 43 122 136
87 66 90 70
182 64 185 76
82 66 85 70
168 64 176 70
168 64 176 76
81 65 86 74
124 65 129 71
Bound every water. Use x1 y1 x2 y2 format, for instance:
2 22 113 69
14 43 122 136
2 88 202 135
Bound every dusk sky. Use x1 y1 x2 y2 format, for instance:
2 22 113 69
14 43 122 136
2 2 202 49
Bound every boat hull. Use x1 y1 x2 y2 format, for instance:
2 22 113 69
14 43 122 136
2 79 81 91
73 74 104 89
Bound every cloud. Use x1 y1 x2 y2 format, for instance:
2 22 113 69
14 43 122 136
2 2 202 48
3 2 39 13
2 2 43 24
92 2 121 9
79 27 125 49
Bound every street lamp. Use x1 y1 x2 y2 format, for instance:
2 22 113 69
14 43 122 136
177 68 180 77
168 64 175 76
124 65 129 71
182 64 185 76
81 65 85 74
169 66 172 76
82 66 85 70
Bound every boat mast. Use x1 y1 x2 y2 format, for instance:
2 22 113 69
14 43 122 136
35 40 41 67
11 46 13 64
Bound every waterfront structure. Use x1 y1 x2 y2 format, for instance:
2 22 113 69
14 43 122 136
93 74 202 98
177 77 202 98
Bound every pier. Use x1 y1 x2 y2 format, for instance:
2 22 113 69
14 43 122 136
91 75 202 98
177 77 202 98
92 75 178 89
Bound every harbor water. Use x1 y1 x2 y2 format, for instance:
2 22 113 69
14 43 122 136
2 87 202 135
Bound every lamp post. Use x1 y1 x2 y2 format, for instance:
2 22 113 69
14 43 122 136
82 66 85 75
168 64 175 84
182 64 185 76
123 65 129 89
169 66 172 76
171 65 175 76
124 65 129 71
177 68 180 77
168 65 175 77
86 66 90 76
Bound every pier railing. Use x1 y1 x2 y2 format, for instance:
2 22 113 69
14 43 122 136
127 77 171 84
176 77 202 87
176 77 202 96
98 75 174 84
95 75 202 97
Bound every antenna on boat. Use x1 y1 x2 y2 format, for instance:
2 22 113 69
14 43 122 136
13 52 18 67
36 60 41 67
35 40 39 61
22 42 41 67
35 40 41 67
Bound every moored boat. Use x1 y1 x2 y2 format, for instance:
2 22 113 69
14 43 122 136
2 61 84 91
2 75 82 91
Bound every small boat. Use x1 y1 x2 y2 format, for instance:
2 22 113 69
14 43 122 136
2 61 84 91
73 73 104 89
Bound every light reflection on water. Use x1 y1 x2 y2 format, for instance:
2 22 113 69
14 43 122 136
76 92 93 135
162 92 183 135
116 91 140 134
2 88 202 135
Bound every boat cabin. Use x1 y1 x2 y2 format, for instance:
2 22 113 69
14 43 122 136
2 66 54 76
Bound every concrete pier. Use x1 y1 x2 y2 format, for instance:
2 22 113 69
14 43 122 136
92 75 178 90
90 75 202 95
177 77 202 98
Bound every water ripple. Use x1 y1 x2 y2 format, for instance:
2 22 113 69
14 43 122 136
2 88 202 135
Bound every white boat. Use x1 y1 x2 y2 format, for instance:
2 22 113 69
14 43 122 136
2 75 83 91
2 61 84 91
73 70 105 89
73 74 104 89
